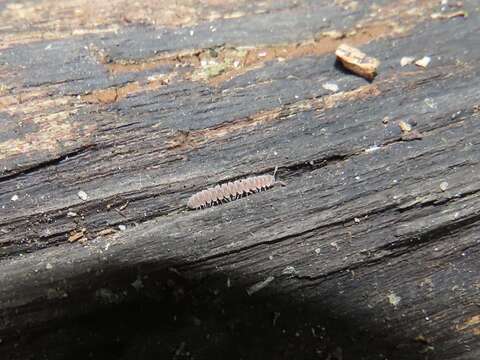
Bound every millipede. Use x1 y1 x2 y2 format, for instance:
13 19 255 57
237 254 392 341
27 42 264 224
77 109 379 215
187 167 285 210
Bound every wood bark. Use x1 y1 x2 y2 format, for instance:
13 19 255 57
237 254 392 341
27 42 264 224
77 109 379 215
0 0 479 359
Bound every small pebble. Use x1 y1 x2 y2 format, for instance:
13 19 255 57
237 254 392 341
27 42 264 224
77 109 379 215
440 182 449 191
415 56 431 68
11 194 19 201
424 98 437 109
118 224 127 231
400 57 415 66
46 263 53 270
77 191 88 201
67 211 78 217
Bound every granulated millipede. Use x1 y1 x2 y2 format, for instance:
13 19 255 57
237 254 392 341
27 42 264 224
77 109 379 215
187 168 284 210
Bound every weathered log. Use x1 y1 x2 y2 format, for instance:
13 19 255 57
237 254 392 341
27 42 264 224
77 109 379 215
1 0 479 359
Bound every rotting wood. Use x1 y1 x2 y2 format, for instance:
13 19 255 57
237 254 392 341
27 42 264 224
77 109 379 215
335 43 380 80
1 0 480 359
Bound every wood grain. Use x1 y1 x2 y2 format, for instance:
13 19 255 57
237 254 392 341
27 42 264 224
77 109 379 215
1 0 479 359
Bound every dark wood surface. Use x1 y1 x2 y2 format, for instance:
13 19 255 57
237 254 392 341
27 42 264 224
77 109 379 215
1 0 479 359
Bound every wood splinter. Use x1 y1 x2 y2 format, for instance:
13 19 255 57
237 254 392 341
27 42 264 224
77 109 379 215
335 44 380 80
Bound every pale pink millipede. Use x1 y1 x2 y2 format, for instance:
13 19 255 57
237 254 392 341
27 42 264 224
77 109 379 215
187 168 284 210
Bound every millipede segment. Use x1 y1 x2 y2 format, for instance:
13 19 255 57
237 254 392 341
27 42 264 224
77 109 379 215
187 173 282 210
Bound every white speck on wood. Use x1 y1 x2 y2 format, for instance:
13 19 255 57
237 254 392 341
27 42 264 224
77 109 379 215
247 276 275 296
321 30 345 39
365 145 381 153
11 194 19 201
282 266 298 275
415 56 431 68
440 181 449 191
322 82 339 93
400 57 415 66
77 191 88 201
131 277 144 291
387 292 401 307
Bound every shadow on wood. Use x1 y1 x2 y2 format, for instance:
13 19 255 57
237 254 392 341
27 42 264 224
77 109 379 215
2 260 429 360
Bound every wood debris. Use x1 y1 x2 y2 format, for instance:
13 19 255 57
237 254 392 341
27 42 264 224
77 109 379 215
321 30 345 39
114 208 128 218
401 130 423 141
246 276 275 296
431 11 468 19
399 120 422 141
96 228 116 236
335 44 380 80
68 229 87 243
415 56 431 68
119 201 129 211
282 266 298 276
398 121 412 133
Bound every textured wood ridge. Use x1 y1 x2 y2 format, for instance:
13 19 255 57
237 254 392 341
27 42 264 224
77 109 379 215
0 0 480 359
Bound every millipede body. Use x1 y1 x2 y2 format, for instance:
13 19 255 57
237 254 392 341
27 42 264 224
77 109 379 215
187 172 282 210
